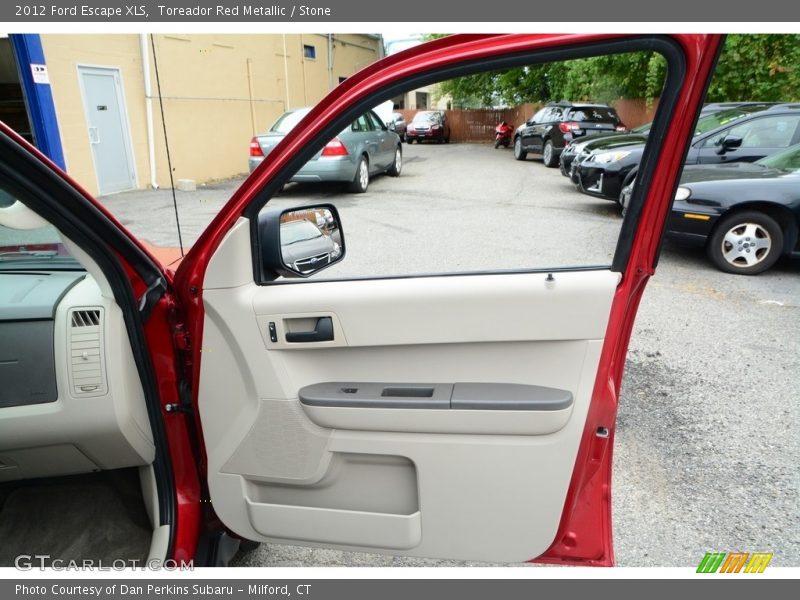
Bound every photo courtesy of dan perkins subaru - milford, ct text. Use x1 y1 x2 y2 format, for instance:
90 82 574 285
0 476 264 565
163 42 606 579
15 584 310 597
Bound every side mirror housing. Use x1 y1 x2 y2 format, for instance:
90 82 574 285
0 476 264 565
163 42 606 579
259 203 345 280
716 135 743 154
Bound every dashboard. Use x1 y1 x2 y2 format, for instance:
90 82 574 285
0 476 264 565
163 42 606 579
0 269 155 482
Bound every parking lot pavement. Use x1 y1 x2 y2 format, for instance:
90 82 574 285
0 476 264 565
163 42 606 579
102 142 800 567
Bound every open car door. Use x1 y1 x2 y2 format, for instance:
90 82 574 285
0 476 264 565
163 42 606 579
175 34 722 565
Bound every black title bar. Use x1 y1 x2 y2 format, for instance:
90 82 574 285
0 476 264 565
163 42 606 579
3 0 800 22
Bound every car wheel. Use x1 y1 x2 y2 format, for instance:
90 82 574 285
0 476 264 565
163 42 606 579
348 156 370 193
445 136 450 144
387 146 402 177
619 177 635 216
542 140 557 168
707 210 783 275
513 137 527 161
619 172 636 212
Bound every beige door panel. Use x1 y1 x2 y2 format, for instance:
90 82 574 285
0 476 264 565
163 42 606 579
199 218 619 561
253 270 618 347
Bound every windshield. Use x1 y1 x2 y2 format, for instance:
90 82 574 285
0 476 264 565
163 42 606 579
281 220 323 244
269 108 313 134
566 107 620 123
0 191 83 271
757 144 800 171
412 112 440 124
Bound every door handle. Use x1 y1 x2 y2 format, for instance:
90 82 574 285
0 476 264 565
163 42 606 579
285 317 334 343
88 127 100 144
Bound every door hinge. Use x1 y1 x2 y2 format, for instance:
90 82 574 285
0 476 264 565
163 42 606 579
165 379 193 415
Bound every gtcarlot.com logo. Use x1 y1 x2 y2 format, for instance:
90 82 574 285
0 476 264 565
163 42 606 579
697 552 773 573
14 554 193 571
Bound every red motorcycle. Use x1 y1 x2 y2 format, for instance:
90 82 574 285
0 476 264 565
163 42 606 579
494 121 514 148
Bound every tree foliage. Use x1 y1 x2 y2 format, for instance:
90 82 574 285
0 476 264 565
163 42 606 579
423 35 800 107
706 35 800 102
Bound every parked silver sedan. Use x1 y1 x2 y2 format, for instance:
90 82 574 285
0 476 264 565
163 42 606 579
249 108 403 193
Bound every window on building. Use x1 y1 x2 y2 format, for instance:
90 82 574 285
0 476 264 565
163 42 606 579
303 44 316 59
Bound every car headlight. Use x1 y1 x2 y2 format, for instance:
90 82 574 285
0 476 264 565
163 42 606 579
592 150 632 164
674 187 691 201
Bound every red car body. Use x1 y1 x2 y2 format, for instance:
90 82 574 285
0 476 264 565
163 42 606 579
0 33 723 566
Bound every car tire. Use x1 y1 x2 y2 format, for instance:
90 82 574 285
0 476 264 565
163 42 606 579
445 135 450 144
542 140 557 168
387 146 402 177
348 156 370 193
707 210 783 275
513 137 527 161
618 172 637 212
619 177 635 217
406 137 412 144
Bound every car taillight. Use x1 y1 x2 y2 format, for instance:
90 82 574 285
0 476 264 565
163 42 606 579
321 137 349 156
249 138 264 157
559 122 582 134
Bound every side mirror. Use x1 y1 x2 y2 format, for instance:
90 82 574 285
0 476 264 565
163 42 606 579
387 121 396 131
716 135 743 154
259 203 345 280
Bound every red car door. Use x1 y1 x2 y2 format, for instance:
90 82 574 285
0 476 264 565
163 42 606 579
171 34 722 565
0 33 722 567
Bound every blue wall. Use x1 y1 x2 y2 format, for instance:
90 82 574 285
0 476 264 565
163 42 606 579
9 34 66 171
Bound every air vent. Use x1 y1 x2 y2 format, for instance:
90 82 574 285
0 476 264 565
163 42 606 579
68 307 106 397
71 309 100 327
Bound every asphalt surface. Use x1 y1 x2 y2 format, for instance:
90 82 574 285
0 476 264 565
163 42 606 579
102 142 800 567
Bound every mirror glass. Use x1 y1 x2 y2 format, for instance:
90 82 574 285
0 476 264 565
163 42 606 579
279 206 343 275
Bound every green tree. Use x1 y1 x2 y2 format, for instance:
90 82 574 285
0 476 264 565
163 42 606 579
424 35 800 107
706 35 800 101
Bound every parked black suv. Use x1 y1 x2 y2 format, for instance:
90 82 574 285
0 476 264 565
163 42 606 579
513 102 625 167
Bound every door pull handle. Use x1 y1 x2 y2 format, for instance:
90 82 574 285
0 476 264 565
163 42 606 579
285 317 334 343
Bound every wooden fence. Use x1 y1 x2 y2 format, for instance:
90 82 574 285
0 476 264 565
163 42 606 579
397 99 658 143
397 104 539 143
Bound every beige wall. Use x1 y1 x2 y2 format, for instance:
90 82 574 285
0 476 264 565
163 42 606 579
41 35 146 196
40 34 382 196
394 85 452 111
